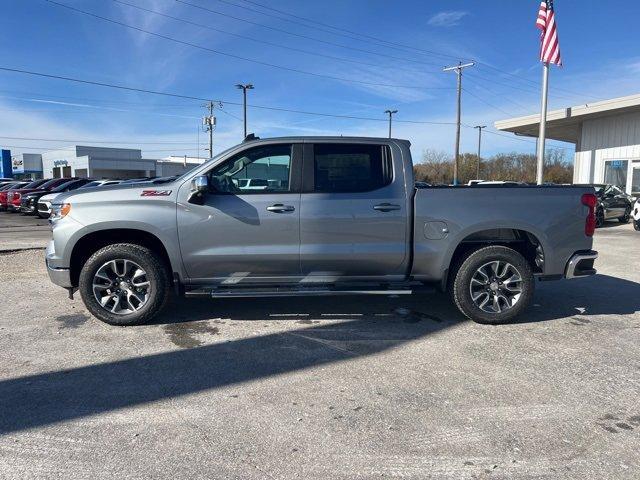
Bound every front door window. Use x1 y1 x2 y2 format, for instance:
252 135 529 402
208 145 292 194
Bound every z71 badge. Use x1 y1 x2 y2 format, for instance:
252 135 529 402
141 190 172 196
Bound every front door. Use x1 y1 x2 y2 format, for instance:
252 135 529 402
299 142 409 281
177 143 302 284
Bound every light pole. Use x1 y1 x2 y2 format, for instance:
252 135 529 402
235 83 254 138
385 109 398 138
474 125 486 179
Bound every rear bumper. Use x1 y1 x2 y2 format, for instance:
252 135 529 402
565 250 598 279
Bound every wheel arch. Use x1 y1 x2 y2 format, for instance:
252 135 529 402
69 228 174 287
442 228 546 291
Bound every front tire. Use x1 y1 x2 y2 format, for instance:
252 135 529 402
618 206 631 224
79 243 170 326
595 207 605 227
452 246 534 325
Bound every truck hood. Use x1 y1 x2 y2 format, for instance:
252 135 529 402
53 181 180 205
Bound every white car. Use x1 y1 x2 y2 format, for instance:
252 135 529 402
37 179 122 218
633 197 640 231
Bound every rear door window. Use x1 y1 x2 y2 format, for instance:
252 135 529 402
312 143 392 193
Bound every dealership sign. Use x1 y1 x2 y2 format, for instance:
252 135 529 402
11 156 24 174
53 159 68 167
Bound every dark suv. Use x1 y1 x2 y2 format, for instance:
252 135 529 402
20 178 93 215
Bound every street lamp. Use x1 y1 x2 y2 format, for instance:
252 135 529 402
385 109 398 139
235 83 254 138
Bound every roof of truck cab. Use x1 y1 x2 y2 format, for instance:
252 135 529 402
242 136 411 144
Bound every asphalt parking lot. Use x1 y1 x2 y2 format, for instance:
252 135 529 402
0 215 639 479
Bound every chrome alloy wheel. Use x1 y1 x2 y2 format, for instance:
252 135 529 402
469 261 523 314
92 259 150 315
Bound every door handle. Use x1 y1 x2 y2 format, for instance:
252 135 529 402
266 204 295 213
373 203 401 212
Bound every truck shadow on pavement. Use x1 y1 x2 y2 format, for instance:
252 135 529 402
518 274 640 323
0 295 460 435
1 275 637 435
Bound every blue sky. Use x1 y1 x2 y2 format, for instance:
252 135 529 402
1 0 638 161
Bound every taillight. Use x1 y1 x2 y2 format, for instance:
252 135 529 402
582 193 597 237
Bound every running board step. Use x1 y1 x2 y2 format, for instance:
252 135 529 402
185 287 413 298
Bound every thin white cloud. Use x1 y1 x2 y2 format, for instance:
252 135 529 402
427 11 469 27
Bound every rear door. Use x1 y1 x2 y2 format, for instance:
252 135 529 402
299 141 409 281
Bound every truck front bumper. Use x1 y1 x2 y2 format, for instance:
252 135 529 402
565 250 598 279
46 239 73 288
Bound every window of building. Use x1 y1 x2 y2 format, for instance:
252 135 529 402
631 164 640 197
603 160 628 189
312 144 392 193
208 144 292 193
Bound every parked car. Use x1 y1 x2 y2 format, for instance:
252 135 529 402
37 179 117 218
7 178 77 213
633 197 640 231
21 178 93 215
46 136 598 327
579 184 634 226
1 179 49 211
0 181 29 210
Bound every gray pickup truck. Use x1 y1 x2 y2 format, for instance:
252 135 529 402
46 136 598 326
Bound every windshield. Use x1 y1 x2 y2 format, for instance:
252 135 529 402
170 145 237 183
79 181 102 189
51 180 81 192
24 179 48 189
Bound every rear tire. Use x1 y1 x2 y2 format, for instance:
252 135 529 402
634 220 640 231
79 243 170 326
451 246 534 325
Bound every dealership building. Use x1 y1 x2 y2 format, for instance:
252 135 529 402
496 93 640 196
40 145 203 179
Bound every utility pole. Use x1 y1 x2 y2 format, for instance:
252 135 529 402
202 101 217 159
385 109 398 138
474 125 486 180
443 61 475 185
235 83 254 138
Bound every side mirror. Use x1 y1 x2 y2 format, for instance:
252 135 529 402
188 175 209 204
192 175 209 193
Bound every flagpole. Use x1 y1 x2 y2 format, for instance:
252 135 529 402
536 62 549 185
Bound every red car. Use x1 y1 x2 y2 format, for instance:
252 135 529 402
6 178 75 213
0 180 43 211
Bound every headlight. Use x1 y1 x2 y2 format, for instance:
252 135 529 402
50 203 71 221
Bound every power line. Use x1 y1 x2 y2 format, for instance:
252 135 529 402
225 0 469 61
0 135 204 145
2 145 205 153
112 0 430 72
461 87 514 116
475 62 602 101
464 76 532 114
0 66 457 125
171 0 446 68
47 0 449 90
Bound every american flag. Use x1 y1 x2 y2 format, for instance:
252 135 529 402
536 0 562 66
